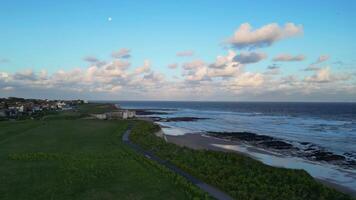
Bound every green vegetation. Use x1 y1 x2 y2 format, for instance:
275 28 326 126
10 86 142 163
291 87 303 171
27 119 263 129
130 121 353 200
77 103 117 114
0 104 209 200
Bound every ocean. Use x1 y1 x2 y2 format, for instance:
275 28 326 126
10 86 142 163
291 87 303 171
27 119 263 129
111 101 356 192
115 101 356 157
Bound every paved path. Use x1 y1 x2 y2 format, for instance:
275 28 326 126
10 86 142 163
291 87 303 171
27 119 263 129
122 128 234 200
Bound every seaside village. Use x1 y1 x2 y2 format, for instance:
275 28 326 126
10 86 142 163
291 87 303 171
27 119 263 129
0 97 85 119
0 97 135 120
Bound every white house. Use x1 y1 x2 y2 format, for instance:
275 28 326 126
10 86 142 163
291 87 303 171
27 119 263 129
127 110 136 118
92 114 107 120
94 110 136 120
17 105 25 112
56 102 66 109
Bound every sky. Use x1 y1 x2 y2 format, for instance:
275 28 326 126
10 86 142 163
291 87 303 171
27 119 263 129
0 0 356 101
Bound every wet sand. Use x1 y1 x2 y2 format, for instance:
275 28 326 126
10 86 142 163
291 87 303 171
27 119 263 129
163 132 356 197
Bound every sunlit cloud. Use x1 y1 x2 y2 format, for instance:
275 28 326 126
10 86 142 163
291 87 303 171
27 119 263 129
234 51 267 64
112 48 131 59
227 23 303 49
176 50 194 57
168 63 178 69
273 54 305 62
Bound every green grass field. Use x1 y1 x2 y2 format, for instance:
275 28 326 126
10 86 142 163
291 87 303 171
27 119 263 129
130 121 353 200
0 106 208 200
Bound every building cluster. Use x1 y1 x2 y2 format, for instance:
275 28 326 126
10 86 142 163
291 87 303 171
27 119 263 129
0 97 88 119
92 110 136 120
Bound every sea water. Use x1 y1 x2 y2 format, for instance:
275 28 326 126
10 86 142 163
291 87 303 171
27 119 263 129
110 101 356 193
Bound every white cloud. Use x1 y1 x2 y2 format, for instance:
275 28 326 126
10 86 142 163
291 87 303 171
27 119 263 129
228 23 303 49
1 45 355 101
182 60 205 70
168 63 178 69
83 56 106 66
133 60 151 75
13 70 37 81
2 86 14 91
84 56 99 63
304 55 330 71
208 64 241 78
234 52 267 64
311 55 330 65
265 64 280 75
0 72 10 80
209 50 237 68
182 61 209 82
229 72 264 88
305 67 350 83
208 50 242 77
273 54 305 62
176 50 194 57
112 48 131 59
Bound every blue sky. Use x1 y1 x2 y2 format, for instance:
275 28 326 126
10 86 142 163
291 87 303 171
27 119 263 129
0 0 355 101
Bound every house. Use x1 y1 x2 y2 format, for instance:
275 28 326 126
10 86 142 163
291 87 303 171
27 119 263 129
106 112 122 120
56 102 66 109
8 108 18 117
0 109 8 117
92 110 136 120
127 110 136 118
17 105 25 112
32 106 41 112
92 114 107 120
106 110 136 120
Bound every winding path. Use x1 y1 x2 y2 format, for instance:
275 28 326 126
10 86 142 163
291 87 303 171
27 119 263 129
122 128 234 200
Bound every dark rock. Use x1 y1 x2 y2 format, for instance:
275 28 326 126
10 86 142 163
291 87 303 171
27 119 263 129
300 142 311 145
135 110 169 115
304 147 317 151
207 131 355 168
208 131 273 142
309 150 346 161
259 140 293 149
159 117 209 122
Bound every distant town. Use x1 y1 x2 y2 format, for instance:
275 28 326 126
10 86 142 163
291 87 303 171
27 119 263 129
0 97 88 120
0 97 137 121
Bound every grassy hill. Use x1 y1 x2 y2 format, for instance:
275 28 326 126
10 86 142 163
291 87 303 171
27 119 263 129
0 105 208 200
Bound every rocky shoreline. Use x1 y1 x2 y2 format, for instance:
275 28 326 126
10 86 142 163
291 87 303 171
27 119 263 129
157 117 209 122
207 131 356 169
134 108 355 169
134 109 170 115
134 109 209 122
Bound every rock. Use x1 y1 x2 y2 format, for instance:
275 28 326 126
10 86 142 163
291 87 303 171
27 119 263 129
300 142 311 145
207 131 354 169
135 110 169 115
208 131 273 142
309 150 346 161
159 117 209 122
259 140 293 149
